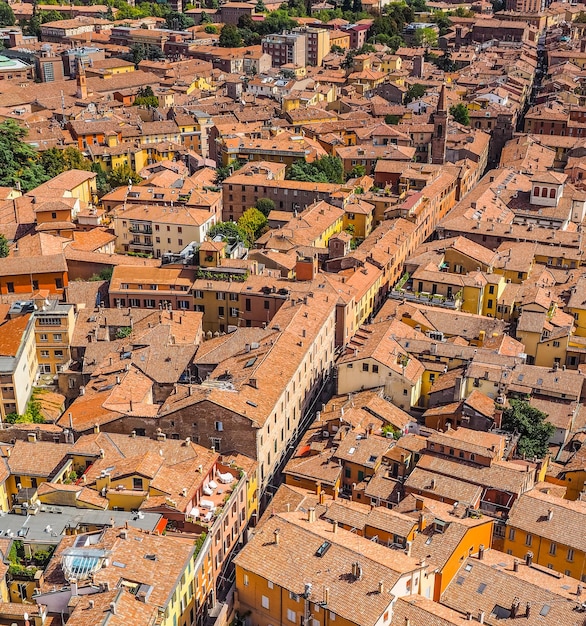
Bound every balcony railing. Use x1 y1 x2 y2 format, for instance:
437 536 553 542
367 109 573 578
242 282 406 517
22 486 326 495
389 289 462 310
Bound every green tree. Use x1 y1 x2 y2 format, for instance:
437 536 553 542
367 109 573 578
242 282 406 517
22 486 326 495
108 164 141 188
91 162 111 196
502 399 554 459
0 2 15 26
130 42 165 65
431 10 451 35
347 164 366 179
0 120 49 192
450 102 470 126
238 207 268 243
330 44 344 54
40 147 92 178
133 85 159 106
385 114 401 125
200 10 212 22
404 83 427 104
0 233 8 258
576 11 586 22
219 23 243 47
165 11 194 29
255 0 266 11
204 24 218 33
414 26 438 48
287 155 344 184
208 221 249 245
255 198 275 217
216 159 245 183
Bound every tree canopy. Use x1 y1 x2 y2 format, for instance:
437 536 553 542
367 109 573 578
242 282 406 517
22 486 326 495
0 2 15 26
165 11 195 29
219 24 243 47
0 233 8 258
108 164 142 188
255 198 275 217
287 155 344 184
0 120 49 192
405 83 427 104
238 208 268 244
501 399 554 459
40 147 92 179
414 26 438 48
450 102 470 126
208 221 249 246
133 85 159 107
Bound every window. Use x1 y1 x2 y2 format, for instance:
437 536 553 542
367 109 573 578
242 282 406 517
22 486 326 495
287 609 296 623
218 306 225 317
344 468 351 478
215 421 223 432
211 437 221 452
54 350 64 358
549 542 556 556
264 300 270 310
489 285 495 294
195 290 203 299
357 470 364 482
487 299 493 309
508 528 515 541
245 298 251 311
130 298 140 307
216 292 226 300
178 227 182 233
133 477 143 490
567 548 574 562
55 278 63 289
372 365 378 373
40 350 49 358
145 299 155 308
261 595 269 609
6 282 14 293
525 533 532 546
33 280 39 290
230 293 238 301
362 363 369 372
40 334 47 342
268 581 274 589
553 341 560 347
243 574 249 586
403 389 408 396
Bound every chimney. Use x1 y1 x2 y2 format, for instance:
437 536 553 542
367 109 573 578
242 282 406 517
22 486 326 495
93 423 100 435
324 588 329 605
547 508 553 521
430 478 436 490
89 599 95 609
274 529 280 545
478 545 485 560
27 433 37 443
513 559 519 572
316 482 322 498
332 521 338 534
577 584 583 597
249 378 258 389
418 512 425 532
478 611 485 624
525 603 531 618
525 552 533 566
378 581 384 594
69 578 78 596
120 529 128 539
319 491 326 505
110 601 116 615
308 507 316 523
511 597 520 619
405 541 413 557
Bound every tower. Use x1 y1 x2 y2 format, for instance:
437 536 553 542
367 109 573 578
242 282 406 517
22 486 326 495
76 57 88 100
431 83 448 165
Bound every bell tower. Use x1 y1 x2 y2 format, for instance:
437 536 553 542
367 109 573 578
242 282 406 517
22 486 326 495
431 83 448 165
76 57 88 100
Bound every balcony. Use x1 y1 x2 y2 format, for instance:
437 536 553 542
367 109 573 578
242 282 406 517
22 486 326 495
131 240 154 249
389 289 462 310
129 224 152 234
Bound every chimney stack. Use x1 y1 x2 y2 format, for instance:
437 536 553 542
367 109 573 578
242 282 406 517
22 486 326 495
378 581 384 594
525 603 531 618
332 521 338 534
274 529 280 545
478 545 485 560
308 507 316 523
547 508 553 521
525 552 533 567
319 491 326 505
513 560 519 572
405 541 413 557
511 597 520 618
324 588 329 605
478 611 485 624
